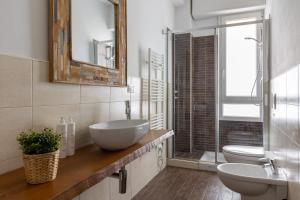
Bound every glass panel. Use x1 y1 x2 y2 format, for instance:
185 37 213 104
223 104 260 118
173 33 192 157
173 31 217 163
225 23 257 97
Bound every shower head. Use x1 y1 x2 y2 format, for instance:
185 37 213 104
244 37 263 46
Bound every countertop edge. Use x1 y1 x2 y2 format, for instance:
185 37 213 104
53 130 174 200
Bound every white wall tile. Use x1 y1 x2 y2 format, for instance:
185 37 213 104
33 60 80 106
0 54 32 107
286 140 299 180
269 0 300 196
128 77 141 101
130 155 157 197
78 103 110 148
272 74 287 132
287 66 299 105
271 68 300 200
131 143 166 197
0 107 32 174
110 87 130 102
286 104 298 142
0 156 23 175
80 85 110 103
286 141 300 200
131 101 141 119
278 130 288 170
80 178 110 200
0 107 32 160
110 102 127 120
32 104 80 131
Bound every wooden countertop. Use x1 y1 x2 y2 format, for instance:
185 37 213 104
0 130 174 200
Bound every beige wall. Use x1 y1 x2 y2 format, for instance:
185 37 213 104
0 54 143 174
268 0 300 200
0 53 168 199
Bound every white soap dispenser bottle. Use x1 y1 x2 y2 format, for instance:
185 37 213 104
67 117 76 156
56 117 67 158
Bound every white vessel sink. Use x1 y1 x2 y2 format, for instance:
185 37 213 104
89 120 149 151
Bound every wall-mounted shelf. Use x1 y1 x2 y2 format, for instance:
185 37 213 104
0 130 174 200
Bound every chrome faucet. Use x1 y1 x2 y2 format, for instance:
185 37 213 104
261 158 279 175
125 100 131 120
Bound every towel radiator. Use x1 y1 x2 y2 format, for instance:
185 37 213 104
142 48 165 130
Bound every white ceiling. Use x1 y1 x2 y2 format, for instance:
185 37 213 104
192 0 266 19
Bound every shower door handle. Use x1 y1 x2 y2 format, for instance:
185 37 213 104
174 90 179 100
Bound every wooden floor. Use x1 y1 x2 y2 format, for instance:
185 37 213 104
133 167 240 200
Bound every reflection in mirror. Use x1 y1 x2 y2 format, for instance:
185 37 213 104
71 0 115 69
93 39 115 69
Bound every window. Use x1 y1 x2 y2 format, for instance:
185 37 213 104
219 13 263 121
223 104 260 118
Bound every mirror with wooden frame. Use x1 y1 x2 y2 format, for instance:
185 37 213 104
49 0 127 86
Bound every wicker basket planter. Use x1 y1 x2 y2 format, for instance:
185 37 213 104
23 150 59 184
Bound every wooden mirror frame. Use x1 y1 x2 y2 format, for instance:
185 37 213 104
49 0 127 86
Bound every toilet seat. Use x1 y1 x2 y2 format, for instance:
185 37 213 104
223 145 265 158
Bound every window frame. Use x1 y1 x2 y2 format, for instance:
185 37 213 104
219 12 264 122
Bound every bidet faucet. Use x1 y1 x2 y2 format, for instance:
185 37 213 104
269 159 279 175
261 158 279 175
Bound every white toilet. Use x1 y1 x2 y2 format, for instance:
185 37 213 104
222 145 265 164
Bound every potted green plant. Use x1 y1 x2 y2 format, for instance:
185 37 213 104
17 128 61 184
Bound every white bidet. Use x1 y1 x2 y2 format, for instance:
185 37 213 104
217 163 287 200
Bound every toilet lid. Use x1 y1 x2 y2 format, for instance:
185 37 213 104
223 145 265 158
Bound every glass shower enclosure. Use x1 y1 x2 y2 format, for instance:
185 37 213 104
173 30 220 163
170 17 267 165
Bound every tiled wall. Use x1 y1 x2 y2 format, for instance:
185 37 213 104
219 120 263 150
192 35 216 152
0 54 142 175
270 65 300 200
